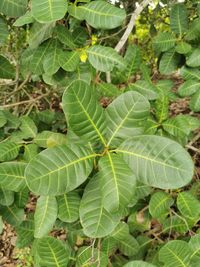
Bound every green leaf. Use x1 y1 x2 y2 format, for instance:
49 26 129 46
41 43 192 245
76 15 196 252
57 191 80 223
0 55 15 79
29 42 52 75
127 81 158 100
0 204 24 226
149 191 174 220
15 188 29 208
62 80 107 145
186 48 200 67
59 50 80 72
106 91 150 146
159 240 192 267
153 32 176 53
116 135 194 189
190 90 200 112
43 39 62 75
34 196 57 238
122 45 141 81
0 141 20 162
177 191 200 220
13 11 34 26
37 110 55 124
170 4 188 36
0 18 9 44
55 25 76 49
0 0 28 17
159 49 180 75
111 223 139 256
34 131 67 148
178 80 200 97
36 237 70 267
23 144 39 162
180 66 200 80
0 188 14 206
163 215 188 234
97 82 120 97
0 111 7 128
123 261 156 267
19 116 38 138
80 1 126 29
185 18 200 41
76 246 108 267
87 45 125 72
28 22 55 49
0 162 26 192
31 0 68 23
99 153 136 212
175 42 191 54
16 217 34 248
25 144 96 196
80 175 120 238
189 234 200 263
155 94 169 123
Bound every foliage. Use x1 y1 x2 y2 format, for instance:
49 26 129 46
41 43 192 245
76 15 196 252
152 2 200 111
0 0 199 266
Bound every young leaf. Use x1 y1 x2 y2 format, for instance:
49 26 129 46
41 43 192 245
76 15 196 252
149 191 174 219
80 175 120 238
0 162 26 192
62 80 107 145
80 1 126 29
185 18 200 41
116 135 194 189
106 91 150 146
31 0 68 23
57 191 81 223
99 153 136 212
159 240 192 267
34 196 57 238
87 45 125 72
36 237 70 267
170 4 188 36
0 0 28 17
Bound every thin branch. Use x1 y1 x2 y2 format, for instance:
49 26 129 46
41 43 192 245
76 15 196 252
115 0 151 53
2 93 49 108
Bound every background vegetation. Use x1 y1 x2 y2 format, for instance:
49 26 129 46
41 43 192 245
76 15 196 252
0 0 200 266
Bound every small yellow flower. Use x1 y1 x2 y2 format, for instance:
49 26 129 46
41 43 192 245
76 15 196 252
79 49 88 63
91 34 97 45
